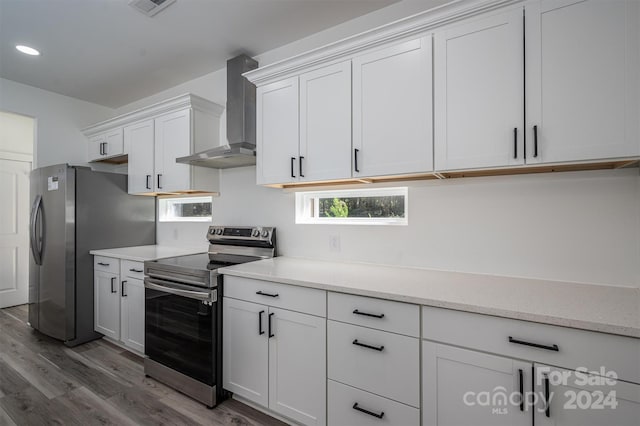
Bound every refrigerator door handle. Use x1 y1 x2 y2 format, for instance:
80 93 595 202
30 195 43 265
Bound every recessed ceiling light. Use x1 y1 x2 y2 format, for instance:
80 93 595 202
16 45 40 56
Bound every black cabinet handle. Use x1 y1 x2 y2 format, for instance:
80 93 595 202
110 277 116 293
299 156 304 178
103 142 108 155
129 268 143 273
353 309 384 319
533 125 538 158
97 262 110 266
352 403 384 419
268 312 275 338
99 142 104 156
508 336 559 352
352 339 384 352
121 280 127 297
146 175 151 190
544 373 551 417
290 157 296 178
258 310 265 335
157 174 162 189
354 148 360 172
513 128 518 159
518 368 524 412
256 291 279 298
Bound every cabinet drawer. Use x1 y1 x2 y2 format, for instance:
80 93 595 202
328 320 420 407
224 276 326 317
422 306 640 384
328 380 419 426
328 292 419 337
122 260 144 280
94 256 119 274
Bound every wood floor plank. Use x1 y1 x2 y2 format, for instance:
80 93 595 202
0 358 30 398
0 404 17 426
54 387 139 426
0 386 82 426
106 386 199 426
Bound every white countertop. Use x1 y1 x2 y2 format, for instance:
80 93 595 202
219 257 640 339
90 245 205 262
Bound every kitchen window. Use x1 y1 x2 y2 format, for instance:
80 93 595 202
295 187 408 225
158 196 213 222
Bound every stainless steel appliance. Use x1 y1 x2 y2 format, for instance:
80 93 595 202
143 225 276 408
28 164 156 347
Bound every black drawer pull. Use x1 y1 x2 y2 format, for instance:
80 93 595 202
544 373 551 417
518 368 524 412
110 277 117 294
352 403 384 419
509 336 558 352
129 268 143 273
256 291 279 298
352 339 384 352
121 280 127 297
258 310 265 335
97 262 110 266
268 312 275 338
353 309 384 319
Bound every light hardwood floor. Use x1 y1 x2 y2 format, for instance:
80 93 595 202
0 305 286 426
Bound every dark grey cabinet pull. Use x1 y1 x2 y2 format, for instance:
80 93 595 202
544 374 551 417
129 268 143 273
97 262 110 266
256 291 279 298
268 312 275 338
157 174 162 189
110 277 116 293
103 142 108 155
513 128 518 159
518 369 524 411
299 156 304 178
352 339 384 352
121 280 127 297
290 157 296 178
146 175 151 190
354 148 360 172
99 142 104 155
258 310 265 335
353 309 385 319
352 403 384 419
508 336 559 352
533 125 538 158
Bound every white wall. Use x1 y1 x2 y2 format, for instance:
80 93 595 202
0 111 34 157
0 78 114 168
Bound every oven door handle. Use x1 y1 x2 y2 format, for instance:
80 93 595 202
144 278 212 301
146 272 210 287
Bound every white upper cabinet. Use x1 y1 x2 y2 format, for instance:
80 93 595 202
434 8 525 171
299 61 352 182
88 128 124 162
526 0 640 163
154 109 192 193
353 36 433 177
257 77 300 185
125 120 154 194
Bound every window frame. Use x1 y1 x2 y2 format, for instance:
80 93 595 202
158 195 213 223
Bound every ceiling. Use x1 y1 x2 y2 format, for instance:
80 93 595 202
0 0 397 108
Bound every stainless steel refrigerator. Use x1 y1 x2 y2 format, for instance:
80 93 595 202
28 164 156 347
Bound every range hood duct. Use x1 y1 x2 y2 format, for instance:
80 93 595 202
177 54 258 169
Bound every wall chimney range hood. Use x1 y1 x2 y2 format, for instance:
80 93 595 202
177 54 258 169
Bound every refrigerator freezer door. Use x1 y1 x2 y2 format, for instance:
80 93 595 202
28 168 41 330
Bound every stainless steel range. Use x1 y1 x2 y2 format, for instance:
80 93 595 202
143 226 276 407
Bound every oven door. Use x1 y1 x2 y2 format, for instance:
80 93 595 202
144 277 217 386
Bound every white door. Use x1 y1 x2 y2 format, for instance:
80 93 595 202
125 120 155 194
94 270 120 340
299 61 352 182
353 36 433 177
88 134 105 161
104 128 124 158
422 341 531 426
269 307 326 426
256 77 300 185
526 0 640 163
120 277 144 353
222 297 269 406
534 364 640 426
434 8 525 171
154 108 192 193
0 159 30 308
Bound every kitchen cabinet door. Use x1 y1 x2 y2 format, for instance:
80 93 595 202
299 61 352 182
120 277 144 353
256 77 300 185
88 134 106 162
353 36 433 177
94 270 120 340
434 8 525 171
526 0 640 163
223 297 269 407
154 108 192 193
534 364 640 426
422 341 531 426
125 120 154 194
103 128 124 158
268 307 326 426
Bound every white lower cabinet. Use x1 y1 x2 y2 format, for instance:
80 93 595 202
94 270 120 340
223 290 326 426
422 341 531 426
120 277 145 353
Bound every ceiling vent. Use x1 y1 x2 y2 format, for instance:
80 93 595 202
129 0 176 17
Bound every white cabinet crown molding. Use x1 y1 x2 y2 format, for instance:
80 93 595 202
244 0 522 86
82 93 224 137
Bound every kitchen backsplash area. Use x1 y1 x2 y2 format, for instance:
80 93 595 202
157 165 640 288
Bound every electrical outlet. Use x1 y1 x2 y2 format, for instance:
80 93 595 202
329 234 341 252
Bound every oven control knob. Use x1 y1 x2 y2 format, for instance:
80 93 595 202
216 228 223 235
252 229 260 238
209 229 215 234
261 230 269 238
